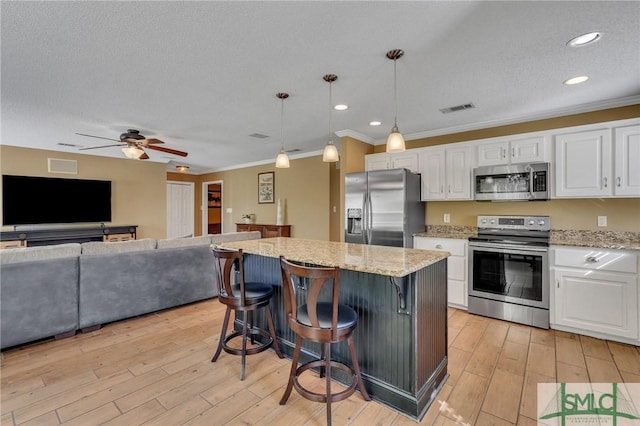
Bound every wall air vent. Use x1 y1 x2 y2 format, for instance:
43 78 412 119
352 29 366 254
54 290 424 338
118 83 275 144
249 133 269 139
439 103 475 114
48 158 78 174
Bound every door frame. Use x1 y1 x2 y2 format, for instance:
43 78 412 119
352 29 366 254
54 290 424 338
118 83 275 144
202 180 224 235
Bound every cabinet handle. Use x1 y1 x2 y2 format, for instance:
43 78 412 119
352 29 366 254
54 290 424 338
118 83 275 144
435 244 443 249
440 185 444 193
586 256 599 263
502 148 506 159
557 279 560 289
512 147 515 158
617 177 621 187
603 177 608 188
448 185 451 193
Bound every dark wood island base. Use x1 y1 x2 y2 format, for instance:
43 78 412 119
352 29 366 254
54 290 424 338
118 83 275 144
221 238 449 421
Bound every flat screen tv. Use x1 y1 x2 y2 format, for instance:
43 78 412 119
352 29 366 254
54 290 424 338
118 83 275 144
2 175 112 226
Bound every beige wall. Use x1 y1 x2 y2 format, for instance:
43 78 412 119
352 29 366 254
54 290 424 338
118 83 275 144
426 199 640 231
197 155 331 240
0 146 167 239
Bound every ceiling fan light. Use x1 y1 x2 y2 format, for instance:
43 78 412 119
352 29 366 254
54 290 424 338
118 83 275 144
386 126 406 152
322 141 339 162
122 145 144 159
176 165 190 172
275 150 290 168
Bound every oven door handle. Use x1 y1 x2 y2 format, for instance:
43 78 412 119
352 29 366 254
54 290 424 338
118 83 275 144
468 242 548 252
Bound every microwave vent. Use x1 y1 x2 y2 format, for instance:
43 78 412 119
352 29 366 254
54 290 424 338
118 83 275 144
439 103 475 114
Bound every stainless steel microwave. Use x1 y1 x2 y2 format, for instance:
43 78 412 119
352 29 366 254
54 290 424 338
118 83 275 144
473 162 550 201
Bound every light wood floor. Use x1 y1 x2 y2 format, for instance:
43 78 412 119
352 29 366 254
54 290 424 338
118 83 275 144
1 299 639 425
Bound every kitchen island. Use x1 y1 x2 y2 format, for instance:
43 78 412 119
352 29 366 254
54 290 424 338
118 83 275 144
219 237 449 420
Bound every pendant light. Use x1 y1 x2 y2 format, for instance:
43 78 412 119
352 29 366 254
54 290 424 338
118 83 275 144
386 49 406 153
275 92 290 168
322 74 339 162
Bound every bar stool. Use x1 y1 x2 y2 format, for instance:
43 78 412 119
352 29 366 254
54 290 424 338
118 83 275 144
211 247 283 380
279 256 370 426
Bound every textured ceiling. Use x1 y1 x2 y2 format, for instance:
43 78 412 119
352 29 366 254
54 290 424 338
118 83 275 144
2 1 639 174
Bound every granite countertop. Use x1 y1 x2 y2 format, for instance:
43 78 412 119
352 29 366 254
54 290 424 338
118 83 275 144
218 237 449 277
413 225 640 251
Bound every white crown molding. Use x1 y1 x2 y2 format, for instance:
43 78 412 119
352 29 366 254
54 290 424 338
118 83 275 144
370 95 640 145
200 149 325 173
334 130 376 145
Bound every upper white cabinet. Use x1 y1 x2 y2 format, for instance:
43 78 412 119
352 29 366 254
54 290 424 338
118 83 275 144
418 144 472 201
614 124 640 196
555 123 640 198
365 151 419 173
476 135 548 166
551 246 639 342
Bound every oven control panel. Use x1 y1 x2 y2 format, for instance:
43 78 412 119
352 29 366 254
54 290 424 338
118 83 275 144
477 215 550 231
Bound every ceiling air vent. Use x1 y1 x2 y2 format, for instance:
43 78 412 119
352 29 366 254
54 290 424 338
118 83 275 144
57 142 82 147
249 133 269 139
285 148 301 153
439 103 475 114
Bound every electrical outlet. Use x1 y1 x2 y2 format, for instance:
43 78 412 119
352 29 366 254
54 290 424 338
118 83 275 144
444 213 451 223
597 216 607 227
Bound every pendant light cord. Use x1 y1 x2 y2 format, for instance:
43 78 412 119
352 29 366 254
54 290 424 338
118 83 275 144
280 97 285 151
328 80 333 142
393 57 398 128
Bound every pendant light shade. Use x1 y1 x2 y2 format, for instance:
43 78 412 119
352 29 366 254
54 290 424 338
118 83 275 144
275 92 290 168
386 49 406 153
322 74 340 163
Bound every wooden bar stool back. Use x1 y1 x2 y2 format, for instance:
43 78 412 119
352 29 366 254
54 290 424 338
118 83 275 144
211 247 283 380
279 256 370 425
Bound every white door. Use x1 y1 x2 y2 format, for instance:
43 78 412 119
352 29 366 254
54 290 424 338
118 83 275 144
166 181 194 239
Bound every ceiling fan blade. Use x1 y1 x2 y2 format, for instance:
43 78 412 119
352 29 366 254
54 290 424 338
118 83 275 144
147 145 188 157
76 133 119 142
139 152 150 160
79 143 123 150
141 138 164 145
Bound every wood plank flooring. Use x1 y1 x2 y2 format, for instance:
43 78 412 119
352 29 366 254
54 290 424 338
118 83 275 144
1 299 639 425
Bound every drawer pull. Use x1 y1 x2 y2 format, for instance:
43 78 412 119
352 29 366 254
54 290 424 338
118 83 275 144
435 244 443 249
586 256 599 263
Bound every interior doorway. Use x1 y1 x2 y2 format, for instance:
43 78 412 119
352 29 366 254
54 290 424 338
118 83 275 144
202 180 223 235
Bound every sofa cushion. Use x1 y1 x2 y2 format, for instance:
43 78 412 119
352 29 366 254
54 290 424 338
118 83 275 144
210 231 261 245
0 243 81 264
156 235 212 249
81 238 157 255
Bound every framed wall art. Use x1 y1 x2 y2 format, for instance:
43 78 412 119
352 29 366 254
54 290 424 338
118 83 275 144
258 171 275 204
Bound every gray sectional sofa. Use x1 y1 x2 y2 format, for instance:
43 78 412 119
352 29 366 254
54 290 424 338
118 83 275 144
0 231 261 350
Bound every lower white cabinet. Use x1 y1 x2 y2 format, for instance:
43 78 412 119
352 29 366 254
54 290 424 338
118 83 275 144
551 246 639 343
414 236 468 309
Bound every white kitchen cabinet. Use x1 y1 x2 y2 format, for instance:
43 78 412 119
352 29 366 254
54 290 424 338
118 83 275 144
551 246 639 342
414 236 468 309
476 135 547 166
614 124 640 196
365 151 418 173
418 145 472 201
554 123 640 198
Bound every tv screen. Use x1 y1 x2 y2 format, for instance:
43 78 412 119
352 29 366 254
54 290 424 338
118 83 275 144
2 175 112 226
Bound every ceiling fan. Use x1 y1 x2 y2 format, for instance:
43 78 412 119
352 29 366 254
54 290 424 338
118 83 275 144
76 129 188 160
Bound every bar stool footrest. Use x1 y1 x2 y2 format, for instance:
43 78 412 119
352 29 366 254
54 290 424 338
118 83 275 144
293 359 358 403
221 328 274 356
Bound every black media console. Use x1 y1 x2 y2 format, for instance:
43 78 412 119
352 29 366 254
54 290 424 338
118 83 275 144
0 225 138 248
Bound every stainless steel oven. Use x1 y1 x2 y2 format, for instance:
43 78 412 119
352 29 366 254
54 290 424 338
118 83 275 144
468 215 550 328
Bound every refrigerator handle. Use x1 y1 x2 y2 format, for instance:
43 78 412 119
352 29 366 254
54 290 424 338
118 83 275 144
366 192 373 244
362 193 368 244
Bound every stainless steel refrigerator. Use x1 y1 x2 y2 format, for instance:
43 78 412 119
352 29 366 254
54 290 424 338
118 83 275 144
345 168 424 248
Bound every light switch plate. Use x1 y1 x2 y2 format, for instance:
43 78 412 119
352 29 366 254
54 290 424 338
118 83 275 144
444 213 451 223
226 208 233 214
597 216 607 227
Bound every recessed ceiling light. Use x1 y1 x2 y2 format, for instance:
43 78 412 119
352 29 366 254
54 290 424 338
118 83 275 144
567 32 601 47
333 104 348 111
369 121 382 126
564 76 589 85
